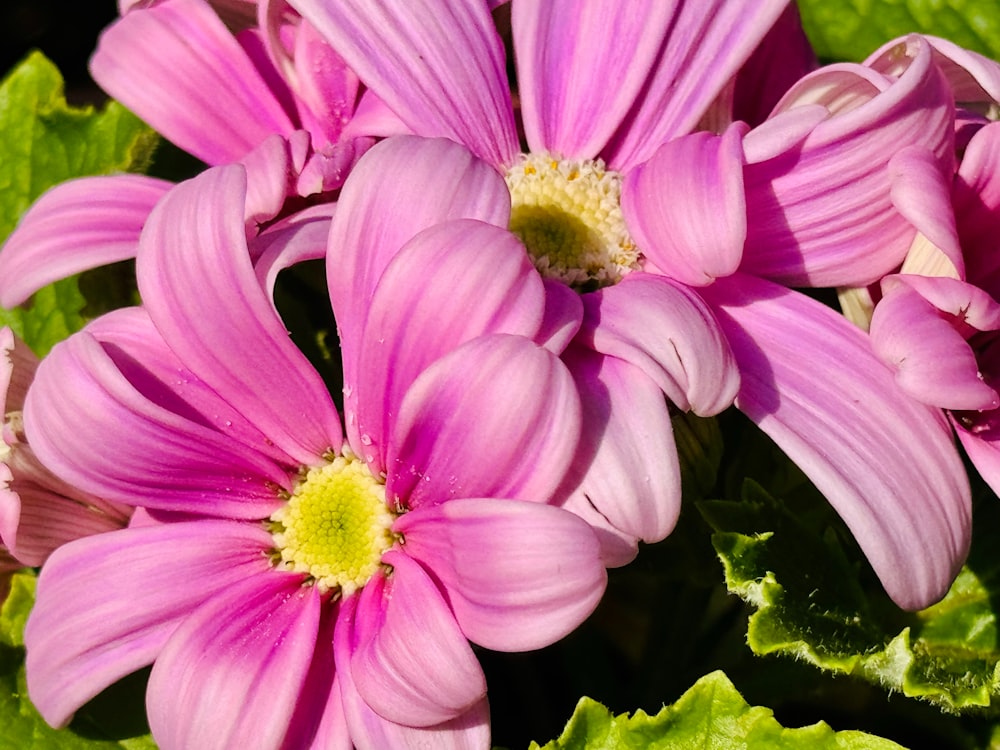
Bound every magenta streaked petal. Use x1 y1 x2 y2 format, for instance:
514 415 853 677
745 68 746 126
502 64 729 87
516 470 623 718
580 273 739 415
701 273 971 610
0 175 171 307
24 331 289 517
289 0 517 166
387 335 581 511
955 418 1000 500
24 520 274 728
355 220 545 468
622 124 746 286
92 0 295 165
513 0 673 158
335 594 491 749
742 37 956 287
326 136 511 444
252 208 333 305
350 551 485 727
137 165 342 466
955 122 1000 287
871 278 1000 411
147 574 322 750
341 89 414 140
601 0 789 173
240 132 296 224
557 346 681 558
535 278 584 354
395 498 605 651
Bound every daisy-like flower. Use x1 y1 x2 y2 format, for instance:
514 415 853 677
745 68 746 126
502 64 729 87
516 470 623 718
0 0 371 307
23 163 606 749
0 327 130 569
289 0 971 607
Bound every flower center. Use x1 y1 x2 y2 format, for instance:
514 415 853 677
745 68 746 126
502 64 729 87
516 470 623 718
270 452 395 596
505 152 640 292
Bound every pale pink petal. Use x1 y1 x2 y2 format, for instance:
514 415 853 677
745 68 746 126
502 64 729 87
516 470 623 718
350 552 485 726
741 37 956 287
871 278 1000 411
24 331 290 517
335 594 491 750
289 0 517 166
147 574 323 750
25 520 275 727
701 273 971 610
579 273 739 415
601 0 789 173
513 0 674 158
387 335 581 511
92 0 296 165
395 498 605 651
325 136 510 446
137 165 343 466
354 220 545 469
0 175 171 307
556 345 681 560
622 124 746 286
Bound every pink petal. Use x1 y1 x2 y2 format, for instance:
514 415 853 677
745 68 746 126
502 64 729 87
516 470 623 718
1 326 37 414
535 277 584 354
955 418 1000 500
701 273 971 610
395 498 606 651
622 123 747 286
335 594 491 749
25 520 275 727
147 575 324 750
556 345 681 561
579 273 739 415
349 551 486 727
341 89 414 140
354 220 545 469
252 206 333 305
741 37 956 287
513 0 675 158
288 0 517 166
24 329 290 517
955 122 1000 287
137 165 343 466
601 0 789 173
0 175 171 307
387 335 581 511
871 277 1000 411
91 0 296 165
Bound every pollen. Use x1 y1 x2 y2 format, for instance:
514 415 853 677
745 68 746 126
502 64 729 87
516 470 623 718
270 453 395 596
505 152 641 292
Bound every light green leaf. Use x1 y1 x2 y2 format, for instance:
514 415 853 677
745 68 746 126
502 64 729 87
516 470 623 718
0 51 157 355
529 671 904 749
796 0 1000 62
0 571 35 649
703 481 1000 713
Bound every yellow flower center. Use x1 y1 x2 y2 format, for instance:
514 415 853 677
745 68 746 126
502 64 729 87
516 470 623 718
270 452 395 596
505 153 640 292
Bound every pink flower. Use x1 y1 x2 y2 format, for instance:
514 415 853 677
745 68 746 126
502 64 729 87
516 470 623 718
23 164 606 749
0 0 372 307
0 327 130 569
288 0 971 607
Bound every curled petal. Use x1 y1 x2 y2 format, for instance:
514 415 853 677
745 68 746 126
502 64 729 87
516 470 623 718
0 175 171 307
955 122 1000 288
387 335 581 511
349 552 485 727
580 273 739 415
25 521 275 727
289 0 517 166
701 273 971 610
622 124 747 286
395 498 606 651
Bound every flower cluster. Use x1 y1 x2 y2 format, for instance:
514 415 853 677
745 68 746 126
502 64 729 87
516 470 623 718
2 1 999 748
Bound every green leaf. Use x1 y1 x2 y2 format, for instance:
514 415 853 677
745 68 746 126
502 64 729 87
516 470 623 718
796 0 1000 62
529 671 904 749
0 571 34 648
0 51 158 355
704 481 1000 713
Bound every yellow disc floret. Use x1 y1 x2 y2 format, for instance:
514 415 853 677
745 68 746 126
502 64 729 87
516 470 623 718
270 453 395 596
505 152 641 292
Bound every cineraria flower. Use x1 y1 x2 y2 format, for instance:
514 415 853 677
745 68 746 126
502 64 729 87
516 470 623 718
0 0 371 307
290 0 971 607
23 164 606 749
0 327 131 568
